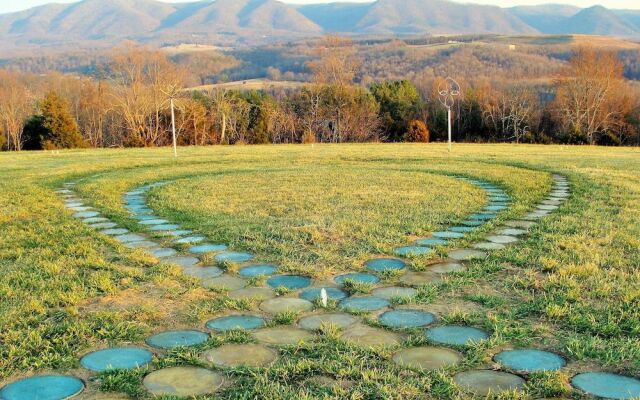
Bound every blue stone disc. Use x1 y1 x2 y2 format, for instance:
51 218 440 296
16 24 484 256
205 315 265 332
267 275 312 290
149 224 181 231
0 375 84 400
239 264 278 277
339 296 390 312
74 211 99 219
432 231 465 239
461 220 484 227
571 372 640 399
365 258 407 272
485 205 507 212
469 213 497 221
214 251 254 263
80 347 153 372
425 326 490 346
175 236 206 245
494 349 566 372
394 246 434 257
335 273 380 285
378 310 436 329
139 219 169 226
299 287 348 302
146 330 209 349
449 226 476 233
190 244 228 254
414 238 448 247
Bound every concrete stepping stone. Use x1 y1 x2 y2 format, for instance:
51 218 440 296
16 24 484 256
339 296 389 312
472 242 506 251
571 372 640 399
150 248 178 258
183 266 224 280
0 375 84 400
84 217 109 224
139 219 169 226
260 298 314 314
414 238 448 246
484 205 507 212
372 286 417 300
89 222 118 230
448 249 486 261
203 275 247 291
537 205 559 211
335 273 380 285
101 228 129 236
134 215 158 221
504 220 535 229
298 313 359 331
163 256 199 268
252 327 314 345
486 235 519 244
239 264 278 277
365 258 407 272
425 326 489 346
190 244 228 254
214 251 253 263
299 287 348 302
267 275 312 290
80 347 153 372
468 213 497 221
394 246 434 257
125 240 158 249
165 230 193 237
146 330 209 349
201 343 277 368
449 226 476 233
175 236 206 245
69 206 92 212
453 370 526 395
494 349 566 372
392 347 461 370
115 233 146 243
206 315 265 331
429 262 466 274
340 324 403 347
143 367 224 397
227 287 276 301
378 310 436 329
148 224 181 231
461 220 484 227
74 211 100 219
399 271 440 286
496 228 528 236
433 231 465 239
542 200 563 206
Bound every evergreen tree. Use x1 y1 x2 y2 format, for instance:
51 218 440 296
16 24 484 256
370 80 423 142
39 91 86 149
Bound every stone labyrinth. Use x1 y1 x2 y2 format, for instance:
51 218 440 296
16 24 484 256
2 172 640 399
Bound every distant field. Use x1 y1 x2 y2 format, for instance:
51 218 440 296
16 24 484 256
0 144 639 398
190 78 306 92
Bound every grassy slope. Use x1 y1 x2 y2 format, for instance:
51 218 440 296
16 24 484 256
0 144 638 399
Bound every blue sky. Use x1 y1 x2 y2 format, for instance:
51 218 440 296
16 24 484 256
1 0 639 14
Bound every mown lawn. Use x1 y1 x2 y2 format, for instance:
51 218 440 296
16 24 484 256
0 144 638 399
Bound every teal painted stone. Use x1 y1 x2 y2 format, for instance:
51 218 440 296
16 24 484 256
372 286 417 300
365 258 406 272
135 215 159 221
495 349 566 372
101 228 129 236
175 236 206 245
339 296 390 312
469 213 497 221
239 264 278 277
449 226 475 233
74 211 99 219
125 241 158 249
426 326 489 346
300 287 348 302
150 248 178 258
461 220 484 227
89 222 117 229
146 330 209 349
267 275 312 290
571 372 640 399
335 273 380 285
115 233 146 243
485 205 507 212
206 315 265 332
166 230 193 237
433 231 465 239
378 310 436 329
80 347 153 372
84 217 109 224
0 375 84 400
149 224 181 231
139 219 169 226
190 244 228 254
394 246 433 257
415 238 448 246
214 251 253 263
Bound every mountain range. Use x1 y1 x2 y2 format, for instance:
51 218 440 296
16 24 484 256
0 0 639 50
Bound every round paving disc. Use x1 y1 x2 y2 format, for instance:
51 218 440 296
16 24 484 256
175 236 206 245
454 370 526 395
203 275 247 291
378 310 436 329
183 266 224 280
496 228 527 236
472 242 506 251
365 258 407 272
227 287 276 301
461 220 484 227
80 347 153 372
335 273 380 285
299 287 348 302
150 248 178 258
143 367 224 396
414 238 448 246
485 235 519 244
448 249 486 261
399 271 440 286
101 228 128 236
425 326 490 346
206 315 265 332
371 286 417 300
449 226 476 233
114 234 146 244
74 211 100 219
239 264 278 277
89 222 117 230
429 262 466 274
339 296 389 312
214 251 253 263
201 344 277 368
252 327 314 345
190 244 228 254
148 224 181 231
571 372 640 399
432 231 465 239
163 256 200 268
125 240 158 249
139 219 169 226
392 347 461 370
0 375 84 400
146 330 209 349
260 298 314 314
394 246 434 257
495 349 566 372
340 325 403 347
267 275 312 290
298 313 359 331
504 220 535 229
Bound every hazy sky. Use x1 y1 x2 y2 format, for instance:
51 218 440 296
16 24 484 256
2 0 640 15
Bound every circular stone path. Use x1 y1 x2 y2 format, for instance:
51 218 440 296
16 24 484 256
201 344 278 368
494 349 566 372
378 310 436 329
425 326 490 346
205 315 265 331
267 275 312 290
571 372 640 399
146 330 209 349
80 347 153 372
340 325 403 347
143 367 224 397
365 258 407 272
392 347 462 370
453 370 526 395
0 376 84 400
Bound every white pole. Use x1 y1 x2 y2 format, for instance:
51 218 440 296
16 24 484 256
447 107 452 153
170 97 177 158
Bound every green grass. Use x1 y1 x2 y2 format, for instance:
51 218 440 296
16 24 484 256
0 143 639 399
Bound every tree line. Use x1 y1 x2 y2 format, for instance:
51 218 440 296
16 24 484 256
1 38 639 151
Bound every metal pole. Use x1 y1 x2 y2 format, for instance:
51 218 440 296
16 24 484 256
170 97 177 158
447 107 452 153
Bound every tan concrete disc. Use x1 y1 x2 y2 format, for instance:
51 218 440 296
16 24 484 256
143 366 224 396
399 271 440 286
259 298 314 314
340 324 403 347
472 242 506 251
252 327 314 345
201 343 278 368
203 275 247 291
298 313 359 331
372 286 418 300
504 220 535 229
448 249 486 261
227 287 276 301
453 370 526 395
428 262 466 274
485 235 519 244
392 347 462 370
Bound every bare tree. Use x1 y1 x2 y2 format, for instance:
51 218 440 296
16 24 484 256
0 71 34 151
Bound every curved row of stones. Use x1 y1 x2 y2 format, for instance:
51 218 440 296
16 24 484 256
3 175 640 399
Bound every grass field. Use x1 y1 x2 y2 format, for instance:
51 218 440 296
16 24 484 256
0 144 639 399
